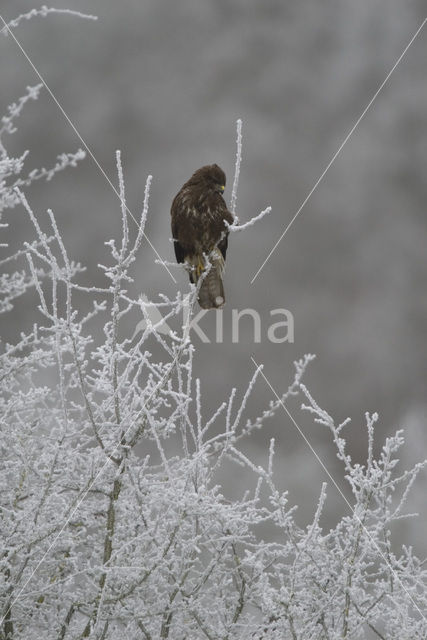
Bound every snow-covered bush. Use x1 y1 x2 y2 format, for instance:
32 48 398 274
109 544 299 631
1 12 427 640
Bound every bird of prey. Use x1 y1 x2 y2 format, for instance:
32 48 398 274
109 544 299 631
171 164 234 309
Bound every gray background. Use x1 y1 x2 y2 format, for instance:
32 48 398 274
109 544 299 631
1 0 426 551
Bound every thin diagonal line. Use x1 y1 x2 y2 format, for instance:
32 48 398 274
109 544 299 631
251 17 427 284
0 14 176 283
251 357 352 506
251 356 427 623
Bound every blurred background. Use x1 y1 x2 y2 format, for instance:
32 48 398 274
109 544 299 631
1 0 426 552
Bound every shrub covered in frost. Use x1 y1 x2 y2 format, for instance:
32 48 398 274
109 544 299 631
1 11 426 640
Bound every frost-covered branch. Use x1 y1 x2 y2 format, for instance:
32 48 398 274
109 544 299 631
227 119 272 231
0 6 97 36
0 85 43 137
230 118 242 221
227 205 272 232
0 71 85 313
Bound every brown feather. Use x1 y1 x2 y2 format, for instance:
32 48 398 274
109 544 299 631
171 164 233 309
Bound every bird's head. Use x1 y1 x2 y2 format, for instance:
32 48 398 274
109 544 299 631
189 164 226 196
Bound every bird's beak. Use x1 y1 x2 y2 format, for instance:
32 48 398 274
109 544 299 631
220 185 225 192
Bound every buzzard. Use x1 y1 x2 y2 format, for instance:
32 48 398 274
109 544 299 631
171 164 234 309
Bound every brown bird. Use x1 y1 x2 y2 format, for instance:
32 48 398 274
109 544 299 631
171 164 234 309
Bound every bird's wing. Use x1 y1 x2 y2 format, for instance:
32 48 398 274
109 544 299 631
171 194 187 263
171 221 186 263
217 200 234 260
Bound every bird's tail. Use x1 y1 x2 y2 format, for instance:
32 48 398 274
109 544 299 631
192 249 226 310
